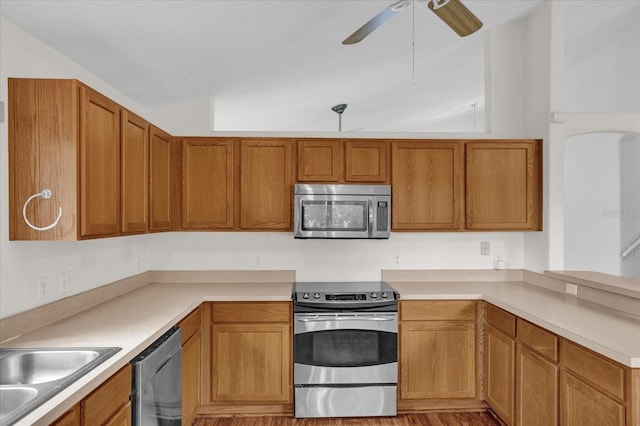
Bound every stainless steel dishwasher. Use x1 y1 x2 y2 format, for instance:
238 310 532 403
131 326 182 426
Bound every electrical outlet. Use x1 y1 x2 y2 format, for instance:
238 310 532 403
393 254 401 266
565 283 578 295
37 277 47 299
135 256 140 271
480 241 490 256
60 271 73 293
254 255 262 268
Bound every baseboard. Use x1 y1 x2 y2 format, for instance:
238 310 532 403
397 398 488 413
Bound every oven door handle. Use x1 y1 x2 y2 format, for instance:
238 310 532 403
297 316 395 322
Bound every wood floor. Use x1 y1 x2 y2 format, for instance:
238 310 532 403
193 412 503 426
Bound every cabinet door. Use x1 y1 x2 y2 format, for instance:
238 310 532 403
79 86 120 238
346 140 389 182
83 365 131 425
400 321 475 399
560 372 625 426
486 326 515 425
149 125 172 231
211 323 291 402
238 139 293 230
182 329 201 425
465 140 541 230
121 110 148 234
516 344 558 426
8 78 79 241
103 401 131 426
182 138 234 229
392 141 462 230
297 139 342 182
50 404 81 426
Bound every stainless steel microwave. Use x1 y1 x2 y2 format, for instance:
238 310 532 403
294 184 391 239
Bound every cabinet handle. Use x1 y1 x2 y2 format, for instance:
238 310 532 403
23 189 63 231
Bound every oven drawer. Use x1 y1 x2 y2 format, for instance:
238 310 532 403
295 361 397 385
295 385 397 418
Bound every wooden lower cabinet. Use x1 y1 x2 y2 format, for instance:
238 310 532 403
103 401 131 426
486 325 515 425
83 364 132 425
52 364 131 426
202 302 292 415
211 323 291 402
50 404 81 426
179 306 202 426
560 340 631 426
561 372 625 426
516 344 558 426
398 301 479 411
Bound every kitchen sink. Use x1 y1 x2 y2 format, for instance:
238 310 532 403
0 347 121 425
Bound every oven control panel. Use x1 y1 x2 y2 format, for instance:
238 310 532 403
296 291 394 303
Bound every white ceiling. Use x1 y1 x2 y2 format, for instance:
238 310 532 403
1 0 611 133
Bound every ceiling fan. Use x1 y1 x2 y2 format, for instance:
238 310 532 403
342 0 483 45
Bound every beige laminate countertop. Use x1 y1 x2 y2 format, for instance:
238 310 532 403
2 278 639 425
390 280 640 368
2 281 294 426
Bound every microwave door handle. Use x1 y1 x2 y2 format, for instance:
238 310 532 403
369 196 375 238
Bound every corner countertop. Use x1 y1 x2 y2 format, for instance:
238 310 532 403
390 280 640 369
2 281 294 426
2 276 639 426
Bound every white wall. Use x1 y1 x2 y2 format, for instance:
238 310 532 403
564 134 622 275
148 232 523 282
0 14 535 319
0 17 155 317
8 2 638 319
620 136 640 278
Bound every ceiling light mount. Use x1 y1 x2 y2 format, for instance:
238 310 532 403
331 103 348 131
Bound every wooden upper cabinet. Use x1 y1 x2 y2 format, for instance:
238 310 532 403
465 140 542 230
121 110 148 234
181 138 234 229
149 125 172 231
79 86 121 238
392 141 462 230
297 139 342 182
9 78 79 240
238 139 294 230
345 140 389 183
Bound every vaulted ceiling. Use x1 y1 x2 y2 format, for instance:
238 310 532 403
2 1 636 132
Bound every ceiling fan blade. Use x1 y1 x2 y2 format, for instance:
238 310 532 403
342 0 411 45
427 0 483 37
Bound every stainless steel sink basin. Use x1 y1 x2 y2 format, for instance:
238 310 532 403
0 349 105 385
0 347 121 425
0 387 39 422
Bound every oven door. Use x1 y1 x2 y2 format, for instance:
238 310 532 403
293 312 397 385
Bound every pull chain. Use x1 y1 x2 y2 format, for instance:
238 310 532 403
412 0 416 85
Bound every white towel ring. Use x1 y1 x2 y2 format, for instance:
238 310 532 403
23 189 63 231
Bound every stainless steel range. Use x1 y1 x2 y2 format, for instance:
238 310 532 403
292 281 399 418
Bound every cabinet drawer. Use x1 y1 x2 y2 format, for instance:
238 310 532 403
487 304 516 338
211 302 291 323
179 306 201 344
561 340 625 401
517 318 558 362
400 300 476 321
83 364 131 425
